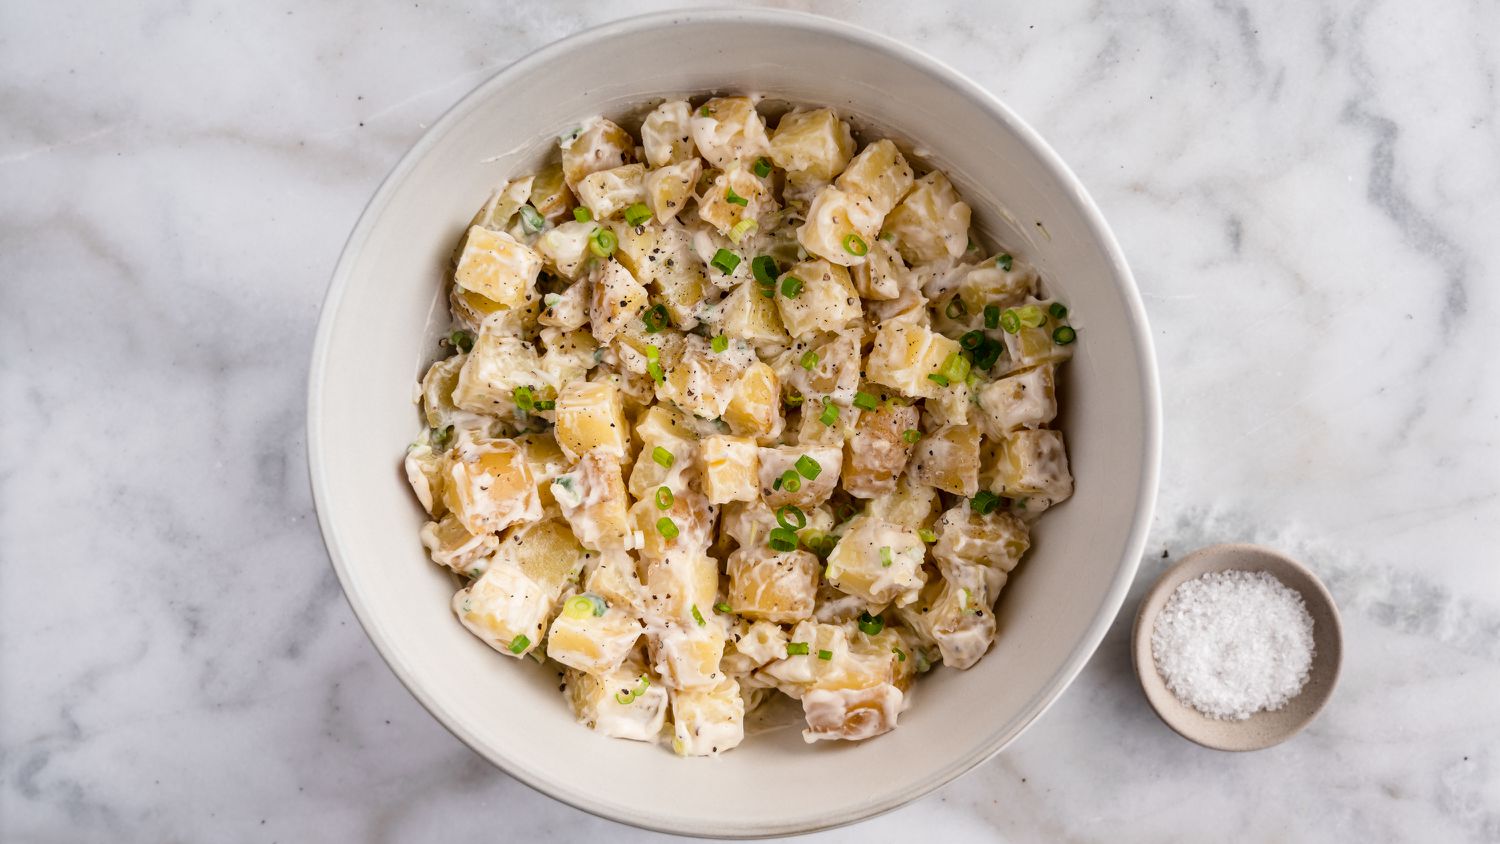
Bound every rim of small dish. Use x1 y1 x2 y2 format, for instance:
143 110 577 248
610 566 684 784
307 7 1162 837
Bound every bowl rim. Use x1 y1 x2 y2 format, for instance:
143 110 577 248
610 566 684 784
307 6 1162 837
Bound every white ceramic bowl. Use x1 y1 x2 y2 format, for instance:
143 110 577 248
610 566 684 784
308 8 1159 837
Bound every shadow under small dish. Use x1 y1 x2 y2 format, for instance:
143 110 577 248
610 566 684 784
1132 543 1342 751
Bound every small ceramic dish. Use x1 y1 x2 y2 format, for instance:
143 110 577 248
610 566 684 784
1132 543 1342 751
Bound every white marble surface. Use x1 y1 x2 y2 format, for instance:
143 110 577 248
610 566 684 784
3 0 1498 840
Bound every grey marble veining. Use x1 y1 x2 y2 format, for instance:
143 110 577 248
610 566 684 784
3 0 1498 841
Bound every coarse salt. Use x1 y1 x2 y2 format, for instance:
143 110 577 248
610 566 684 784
1151 569 1315 721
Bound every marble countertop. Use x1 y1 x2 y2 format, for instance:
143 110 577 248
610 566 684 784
4 1 1498 840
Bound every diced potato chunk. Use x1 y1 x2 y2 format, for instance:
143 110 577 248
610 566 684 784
466 176 533 233
697 166 774 237
551 449 632 551
650 619 728 691
1001 302 1075 372
865 321 962 399
643 158 701 224
910 424 981 497
404 443 445 517
775 259 862 336
769 108 856 184
419 514 498 576
562 117 634 189
715 278 787 345
576 163 647 220
842 402 919 498
529 163 576 224
641 222 716 326
727 546 819 623
554 380 630 462
990 429 1073 504
932 505 1030 598
801 683 904 743
824 516 927 607
538 280 590 331
546 602 644 674
690 96 770 169
884 171 971 264
453 226 542 308
443 438 543 536
625 404 698 498
642 550 720 625
760 621 894 696
850 238 908 301
452 330 553 416
978 364 1057 434
452 562 552 657
781 331 861 407
670 676 745 756
583 549 645 613
566 658 667 741
957 256 1039 311
724 360 782 439
865 477 940 531
588 259 650 344
727 620 789 670
895 564 995 669
797 186 882 267
534 220 596 280
835 139 915 218
514 432 570 512
641 100 698 167
659 334 753 420
632 488 716 560
758 445 842 510
494 518 588 598
702 434 760 505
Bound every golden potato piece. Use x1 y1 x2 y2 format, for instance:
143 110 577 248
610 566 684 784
801 683 904 743
701 434 760 505
724 360 782 439
824 516 927 607
419 514 498 577
452 562 553 658
494 518 588 598
561 117 634 189
546 601 644 675
865 321 962 400
443 438 543 536
576 163 647 221
453 226 542 309
835 138 914 218
553 380 630 462
775 258 862 336
641 100 698 167
769 108 856 184
589 259 650 345
670 676 745 756
884 170 971 264
551 449 632 552
842 402 919 499
910 424 981 497
566 657 667 741
690 96 770 170
727 546 819 624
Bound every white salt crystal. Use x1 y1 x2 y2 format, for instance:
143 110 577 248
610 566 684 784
1150 569 1315 721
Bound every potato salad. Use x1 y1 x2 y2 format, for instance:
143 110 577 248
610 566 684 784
403 96 1077 755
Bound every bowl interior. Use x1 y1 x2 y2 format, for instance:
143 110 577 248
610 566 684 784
1131 544 1343 752
309 9 1158 837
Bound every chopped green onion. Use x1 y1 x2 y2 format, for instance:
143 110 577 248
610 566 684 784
652 446 675 468
543 293 562 308
817 649 833 661
711 334 729 353
984 305 1001 329
1016 304 1046 328
450 330 475 353
534 399 556 411
624 202 653 226
588 226 617 257
1049 302 1069 319
513 385 536 412
691 604 706 626
842 233 869 256
642 303 668 333
781 275 804 298
945 298 967 319
776 505 807 530
698 105 712 117
753 157 772 178
902 429 921 444
971 490 999 515
519 204 544 232
939 352 971 384
751 255 779 287
959 331 985 352
778 470 802 493
729 219 757 243
893 647 907 662
655 486 674 510
853 391 878 411
800 350 819 370
794 455 822 479
634 675 649 695
573 207 593 223
786 642 810 656
927 373 950 387
973 338 1004 370
965 371 980 392
768 526 799 552
819 401 839 427
858 612 885 636
508 634 531 654
615 689 635 704
784 391 804 407
714 602 732 614
656 516 679 540
647 361 665 383
998 253 1014 271
917 528 937 543
645 344 660 362
725 187 749 206
999 308 1021 334
711 248 740 274
879 546 893 568
804 532 837 559
1053 326 1077 345
430 425 454 449
563 595 593 619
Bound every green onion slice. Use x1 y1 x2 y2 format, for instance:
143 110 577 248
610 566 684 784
973 338 1004 370
711 335 729 353
945 298 967 319
959 331 985 352
710 248 740 274
999 308 1021 334
971 491 999 515
879 546 893 568
513 385 536 412
714 602 732 614
794 455 822 479
786 642 810 656
519 204 544 231
588 226 617 257
893 647 907 662
780 275 804 298
917 528 937 543
655 486 674 510
691 604 706 626
647 361 665 383
430 425 454 449
819 401 839 427
656 516 679 540
853 391 878 411
623 202 653 226
842 233 868 256
902 429 921 444
508 634 531 654
800 350 818 370
751 254 779 287
768 527 799 552
573 207 592 223
729 219 757 243
984 304 1000 329
725 187 749 206
817 649 833 661
927 373 950 387
776 505 807 530
939 352 971 384
1016 304 1046 328
998 253 1014 271
642 303 668 333
450 330 475 353
778 470 801 493
858 612 885 636
652 446 675 468
753 157 772 178
1053 326 1077 345
1049 302 1069 319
